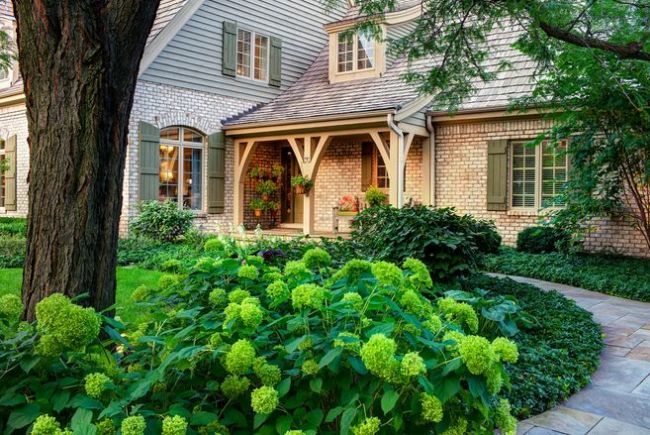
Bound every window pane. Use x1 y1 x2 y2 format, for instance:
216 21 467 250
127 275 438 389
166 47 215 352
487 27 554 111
337 33 353 72
541 141 568 207
254 35 269 81
161 127 180 141
377 152 389 189
183 128 203 144
357 32 374 70
183 148 202 210
237 29 251 77
511 141 536 208
159 145 179 203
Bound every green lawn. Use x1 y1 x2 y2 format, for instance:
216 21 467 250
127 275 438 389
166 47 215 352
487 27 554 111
0 267 164 322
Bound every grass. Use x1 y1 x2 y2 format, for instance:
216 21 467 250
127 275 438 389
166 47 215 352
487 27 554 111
0 267 164 322
485 247 650 301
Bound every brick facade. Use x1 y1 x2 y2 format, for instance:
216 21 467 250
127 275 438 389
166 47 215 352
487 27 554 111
434 116 649 258
243 142 283 230
0 102 29 217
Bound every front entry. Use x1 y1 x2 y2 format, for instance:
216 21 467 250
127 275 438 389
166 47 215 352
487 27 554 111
281 147 304 225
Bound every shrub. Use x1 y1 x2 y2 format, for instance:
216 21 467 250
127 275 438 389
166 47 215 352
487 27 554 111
460 274 603 418
0 252 520 433
467 218 502 254
129 200 195 242
516 226 571 254
365 186 388 207
351 205 499 280
0 217 27 237
0 236 26 268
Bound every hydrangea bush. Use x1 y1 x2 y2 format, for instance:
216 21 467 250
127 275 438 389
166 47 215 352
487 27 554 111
0 247 520 434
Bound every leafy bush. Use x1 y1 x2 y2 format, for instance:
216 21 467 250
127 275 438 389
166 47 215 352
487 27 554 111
351 205 500 280
460 274 603 418
468 219 502 254
365 186 388 207
0 236 25 268
516 226 571 254
485 247 650 301
0 251 521 434
129 200 195 242
0 217 27 238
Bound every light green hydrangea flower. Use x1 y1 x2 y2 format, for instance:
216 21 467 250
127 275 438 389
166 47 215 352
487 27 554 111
437 298 479 333
158 274 180 288
360 334 400 382
371 261 403 287
423 314 443 333
298 336 313 351
302 247 332 269
84 372 111 399
285 431 305 435
225 339 256 374
204 237 225 252
208 288 227 307
402 258 432 289
284 260 310 278
458 335 495 375
495 399 517 435
228 289 250 304
237 264 259 281
291 284 327 310
95 418 116 435
131 285 150 302
492 337 519 363
246 255 265 268
486 365 503 394
331 259 372 283
351 417 381 435
334 332 360 351
420 393 443 423
161 259 182 273
162 415 188 435
263 271 283 283
342 292 364 310
266 281 290 302
301 359 320 376
239 300 263 328
31 415 61 435
400 352 426 377
0 294 22 322
399 290 432 317
35 294 101 356
250 386 279 414
224 303 241 326
120 416 146 435
441 418 468 435
254 358 282 386
209 332 222 348
221 374 250 398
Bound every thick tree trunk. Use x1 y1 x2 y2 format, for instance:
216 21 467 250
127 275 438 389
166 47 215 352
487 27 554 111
13 0 160 320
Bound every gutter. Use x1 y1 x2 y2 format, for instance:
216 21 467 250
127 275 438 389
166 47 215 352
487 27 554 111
426 114 436 207
387 113 404 207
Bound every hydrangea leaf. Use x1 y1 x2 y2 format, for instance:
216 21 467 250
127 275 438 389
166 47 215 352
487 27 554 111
277 377 291 398
7 403 40 429
381 389 399 414
339 407 357 435
319 348 343 369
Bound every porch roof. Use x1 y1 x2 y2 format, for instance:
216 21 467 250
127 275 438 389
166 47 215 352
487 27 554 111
223 22 537 129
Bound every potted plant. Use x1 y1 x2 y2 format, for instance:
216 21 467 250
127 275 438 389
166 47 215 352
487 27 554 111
249 166 263 179
266 200 280 216
337 195 360 215
365 185 388 208
256 180 278 201
291 175 314 194
249 198 266 218
271 164 284 181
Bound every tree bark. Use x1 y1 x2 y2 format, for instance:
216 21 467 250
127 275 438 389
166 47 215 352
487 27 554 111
13 0 160 320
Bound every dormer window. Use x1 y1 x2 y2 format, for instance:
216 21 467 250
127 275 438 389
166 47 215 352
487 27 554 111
328 26 385 83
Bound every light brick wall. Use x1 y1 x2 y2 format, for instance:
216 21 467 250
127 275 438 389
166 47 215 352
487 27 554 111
0 102 29 217
123 80 258 234
434 117 649 258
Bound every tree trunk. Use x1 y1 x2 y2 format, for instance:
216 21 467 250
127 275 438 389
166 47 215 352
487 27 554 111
13 0 160 320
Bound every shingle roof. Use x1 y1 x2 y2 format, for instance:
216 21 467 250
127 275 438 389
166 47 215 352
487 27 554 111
225 22 535 127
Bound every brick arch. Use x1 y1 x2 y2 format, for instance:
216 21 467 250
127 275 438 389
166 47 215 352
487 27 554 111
153 111 218 135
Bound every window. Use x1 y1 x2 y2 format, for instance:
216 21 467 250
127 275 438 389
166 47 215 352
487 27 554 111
159 127 204 210
0 138 5 208
511 140 568 209
337 31 374 73
361 142 389 191
237 28 269 81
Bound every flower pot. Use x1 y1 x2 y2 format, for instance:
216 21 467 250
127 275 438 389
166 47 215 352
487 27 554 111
295 185 305 195
254 209 263 218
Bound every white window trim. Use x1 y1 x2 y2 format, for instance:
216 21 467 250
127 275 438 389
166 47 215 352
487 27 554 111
337 32 375 74
160 126 206 212
236 28 270 84
509 139 569 212
328 27 386 84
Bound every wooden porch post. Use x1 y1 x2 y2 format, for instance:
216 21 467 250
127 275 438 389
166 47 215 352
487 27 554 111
299 135 332 235
233 140 256 229
421 133 433 206
389 130 403 207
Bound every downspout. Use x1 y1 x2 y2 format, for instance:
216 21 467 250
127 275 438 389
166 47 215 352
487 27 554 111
426 114 436 207
387 113 405 207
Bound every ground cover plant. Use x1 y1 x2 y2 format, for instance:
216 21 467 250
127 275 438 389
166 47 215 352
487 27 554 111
485 247 650 302
516 226 572 254
459 275 603 417
0 242 522 434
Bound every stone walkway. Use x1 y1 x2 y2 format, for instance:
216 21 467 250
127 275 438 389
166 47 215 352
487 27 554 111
489 274 650 435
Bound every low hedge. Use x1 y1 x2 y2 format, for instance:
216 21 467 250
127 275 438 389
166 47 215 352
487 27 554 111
461 274 603 418
0 236 25 268
516 226 571 254
0 217 27 238
485 247 650 301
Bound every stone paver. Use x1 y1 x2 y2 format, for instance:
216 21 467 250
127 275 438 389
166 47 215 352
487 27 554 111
489 274 650 435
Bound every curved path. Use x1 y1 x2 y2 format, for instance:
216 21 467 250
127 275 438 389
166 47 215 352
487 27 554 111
489 274 650 435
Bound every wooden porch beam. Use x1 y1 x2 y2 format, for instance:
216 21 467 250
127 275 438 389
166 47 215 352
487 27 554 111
286 137 307 175
369 131 393 180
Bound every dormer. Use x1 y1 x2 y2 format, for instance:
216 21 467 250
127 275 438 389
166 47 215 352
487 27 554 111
325 21 386 84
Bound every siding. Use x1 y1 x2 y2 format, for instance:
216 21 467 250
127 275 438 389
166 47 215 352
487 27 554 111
141 0 346 102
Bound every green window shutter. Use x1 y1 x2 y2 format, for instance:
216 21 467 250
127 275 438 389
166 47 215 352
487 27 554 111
487 139 508 211
269 36 282 87
361 142 373 191
4 134 17 211
139 121 160 202
208 131 226 214
222 21 237 77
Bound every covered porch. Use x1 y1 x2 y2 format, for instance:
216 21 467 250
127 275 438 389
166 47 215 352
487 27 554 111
226 116 433 235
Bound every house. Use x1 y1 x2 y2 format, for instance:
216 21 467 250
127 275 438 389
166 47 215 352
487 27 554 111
0 0 646 258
